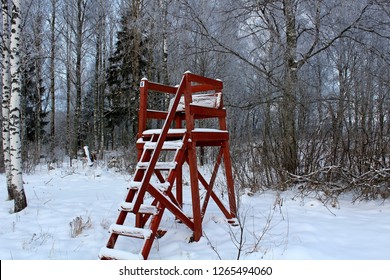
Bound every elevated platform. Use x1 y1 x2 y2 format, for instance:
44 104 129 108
100 72 236 260
138 128 229 147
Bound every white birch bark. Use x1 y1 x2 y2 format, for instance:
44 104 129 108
9 0 27 212
1 0 13 200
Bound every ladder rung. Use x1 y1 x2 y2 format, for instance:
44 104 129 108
99 247 143 260
137 161 177 170
142 128 186 136
151 182 170 191
109 224 152 239
128 181 141 189
120 202 158 215
128 181 170 191
144 140 183 150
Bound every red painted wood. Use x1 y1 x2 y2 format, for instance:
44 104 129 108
102 72 237 259
138 78 148 139
147 81 177 94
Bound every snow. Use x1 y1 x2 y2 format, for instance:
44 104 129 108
1 163 390 260
143 128 186 135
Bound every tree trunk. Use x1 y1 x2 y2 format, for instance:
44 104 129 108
280 0 299 174
1 0 13 200
65 1 72 165
160 0 169 84
9 0 27 212
73 0 85 160
33 9 44 165
129 0 142 136
94 2 105 154
100 28 107 157
49 0 57 158
93 30 101 153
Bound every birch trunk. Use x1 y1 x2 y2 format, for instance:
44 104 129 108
9 0 27 212
1 0 12 200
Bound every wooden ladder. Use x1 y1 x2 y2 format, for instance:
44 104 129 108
99 75 192 260
99 134 189 260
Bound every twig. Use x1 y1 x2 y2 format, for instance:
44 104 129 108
203 231 222 260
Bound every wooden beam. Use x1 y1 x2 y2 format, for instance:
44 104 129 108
201 148 224 217
147 81 177 94
186 72 223 90
146 110 168 120
190 105 226 118
147 185 194 231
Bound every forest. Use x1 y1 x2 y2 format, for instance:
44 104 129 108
2 0 390 212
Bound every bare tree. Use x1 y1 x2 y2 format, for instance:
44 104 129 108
49 0 58 158
72 0 88 160
30 0 45 165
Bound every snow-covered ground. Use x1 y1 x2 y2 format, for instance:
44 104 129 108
1 162 390 260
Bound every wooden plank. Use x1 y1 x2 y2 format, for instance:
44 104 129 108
142 128 186 138
147 185 194 231
190 84 219 93
148 81 177 94
99 247 143 260
144 140 183 150
137 161 177 170
109 224 152 239
120 202 158 215
191 130 229 142
186 72 223 89
190 105 226 118
146 110 168 120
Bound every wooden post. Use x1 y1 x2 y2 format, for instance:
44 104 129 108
184 72 202 241
138 78 148 139
222 140 237 218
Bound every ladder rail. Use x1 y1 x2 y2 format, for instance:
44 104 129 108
132 75 188 213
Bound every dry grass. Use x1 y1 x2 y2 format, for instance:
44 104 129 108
69 216 92 238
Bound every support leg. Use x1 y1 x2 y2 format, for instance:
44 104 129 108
188 141 202 241
222 141 237 218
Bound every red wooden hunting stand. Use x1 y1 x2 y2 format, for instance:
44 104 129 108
99 72 237 260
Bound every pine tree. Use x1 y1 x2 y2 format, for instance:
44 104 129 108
21 55 48 157
106 3 148 148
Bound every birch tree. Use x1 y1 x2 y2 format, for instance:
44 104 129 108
1 0 12 200
9 0 27 212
